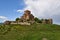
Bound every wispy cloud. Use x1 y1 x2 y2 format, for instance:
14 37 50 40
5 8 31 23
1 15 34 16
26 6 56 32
0 16 8 22
17 9 24 13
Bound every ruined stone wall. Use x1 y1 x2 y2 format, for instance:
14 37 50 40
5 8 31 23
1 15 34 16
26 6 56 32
48 19 53 24
42 19 53 24
4 21 11 25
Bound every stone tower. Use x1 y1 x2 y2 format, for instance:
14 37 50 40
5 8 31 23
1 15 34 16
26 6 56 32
21 10 34 22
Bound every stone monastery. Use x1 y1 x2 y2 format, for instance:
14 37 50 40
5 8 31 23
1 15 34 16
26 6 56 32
4 10 53 25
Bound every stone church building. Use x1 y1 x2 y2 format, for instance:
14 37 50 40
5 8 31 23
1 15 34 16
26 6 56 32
4 10 53 25
21 10 34 22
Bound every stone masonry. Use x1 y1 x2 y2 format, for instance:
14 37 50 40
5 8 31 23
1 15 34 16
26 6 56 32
4 10 53 25
21 10 34 22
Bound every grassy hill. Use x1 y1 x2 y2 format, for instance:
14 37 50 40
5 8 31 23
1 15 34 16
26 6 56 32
0 23 60 40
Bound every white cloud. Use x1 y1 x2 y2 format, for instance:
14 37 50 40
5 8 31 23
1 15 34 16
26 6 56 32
16 0 60 24
0 16 8 22
17 9 24 13
24 0 60 17
22 0 60 24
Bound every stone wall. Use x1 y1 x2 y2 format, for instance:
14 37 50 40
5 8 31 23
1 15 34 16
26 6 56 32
11 22 31 25
4 21 31 25
4 21 11 25
42 19 53 24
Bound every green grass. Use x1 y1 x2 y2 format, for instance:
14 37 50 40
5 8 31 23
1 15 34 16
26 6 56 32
0 23 60 40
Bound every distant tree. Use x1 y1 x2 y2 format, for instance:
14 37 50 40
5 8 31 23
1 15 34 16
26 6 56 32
34 17 38 21
15 18 20 21
34 17 42 23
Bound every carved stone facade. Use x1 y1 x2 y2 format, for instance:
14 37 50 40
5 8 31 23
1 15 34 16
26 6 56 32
21 10 34 22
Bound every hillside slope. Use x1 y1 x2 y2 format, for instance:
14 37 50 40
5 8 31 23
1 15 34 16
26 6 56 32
0 24 60 40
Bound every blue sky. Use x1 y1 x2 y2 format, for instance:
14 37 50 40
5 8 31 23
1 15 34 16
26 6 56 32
0 0 25 22
0 0 60 25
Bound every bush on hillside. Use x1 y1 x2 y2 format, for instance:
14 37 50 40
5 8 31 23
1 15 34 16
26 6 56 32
15 18 20 21
34 17 42 23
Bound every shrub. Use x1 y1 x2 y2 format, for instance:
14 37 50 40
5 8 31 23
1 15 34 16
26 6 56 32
34 17 42 23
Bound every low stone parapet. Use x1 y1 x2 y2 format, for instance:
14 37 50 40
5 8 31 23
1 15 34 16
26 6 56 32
11 22 31 25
